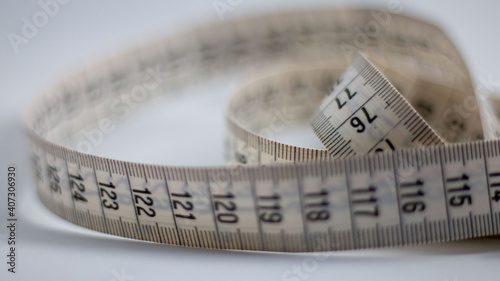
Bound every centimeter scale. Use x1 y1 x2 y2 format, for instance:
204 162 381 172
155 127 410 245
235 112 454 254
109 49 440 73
25 8 500 252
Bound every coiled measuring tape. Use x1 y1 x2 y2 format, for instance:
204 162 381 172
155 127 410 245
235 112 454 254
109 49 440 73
25 8 500 252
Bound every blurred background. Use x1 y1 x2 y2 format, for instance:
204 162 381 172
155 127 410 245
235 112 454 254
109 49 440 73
1 0 500 280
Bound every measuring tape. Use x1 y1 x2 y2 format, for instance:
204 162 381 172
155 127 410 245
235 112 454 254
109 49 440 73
25 8 500 252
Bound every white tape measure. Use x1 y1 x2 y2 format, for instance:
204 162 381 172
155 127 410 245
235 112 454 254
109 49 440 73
25 8 500 252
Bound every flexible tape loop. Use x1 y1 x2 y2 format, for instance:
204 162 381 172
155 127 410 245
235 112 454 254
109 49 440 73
25 8 500 252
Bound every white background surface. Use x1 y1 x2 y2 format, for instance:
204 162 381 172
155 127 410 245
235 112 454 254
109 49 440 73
2 0 500 280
